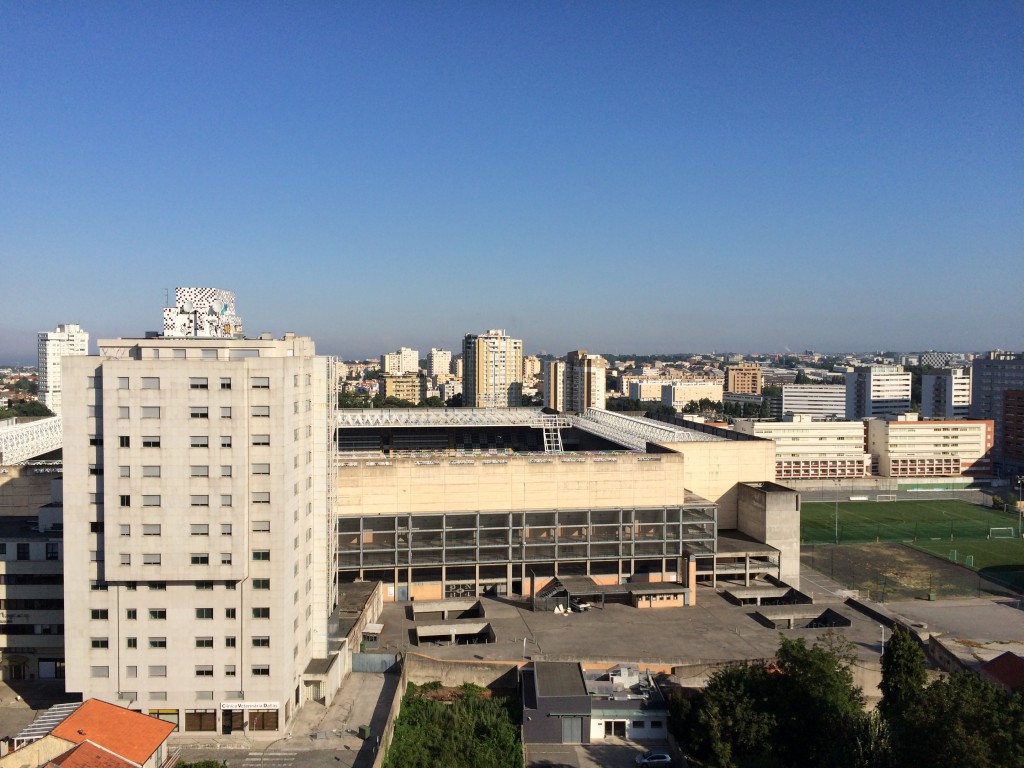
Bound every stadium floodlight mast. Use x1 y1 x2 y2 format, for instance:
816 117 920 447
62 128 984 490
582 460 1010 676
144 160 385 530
1018 475 1023 538
834 479 841 545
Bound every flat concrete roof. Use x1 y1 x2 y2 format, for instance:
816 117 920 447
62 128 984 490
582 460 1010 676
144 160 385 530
716 530 780 556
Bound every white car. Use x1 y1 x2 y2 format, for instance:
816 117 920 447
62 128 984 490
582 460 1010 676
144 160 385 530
635 751 672 766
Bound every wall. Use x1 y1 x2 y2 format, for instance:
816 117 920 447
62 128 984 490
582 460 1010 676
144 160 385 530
0 467 56 517
737 482 801 587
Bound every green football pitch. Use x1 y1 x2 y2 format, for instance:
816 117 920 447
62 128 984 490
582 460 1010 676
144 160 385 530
910 538 1024 592
801 498 1019 545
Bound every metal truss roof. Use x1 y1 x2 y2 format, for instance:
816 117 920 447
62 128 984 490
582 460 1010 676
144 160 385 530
570 408 724 451
335 407 570 430
0 416 62 464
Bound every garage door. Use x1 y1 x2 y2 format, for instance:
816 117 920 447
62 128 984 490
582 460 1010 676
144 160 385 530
561 716 583 744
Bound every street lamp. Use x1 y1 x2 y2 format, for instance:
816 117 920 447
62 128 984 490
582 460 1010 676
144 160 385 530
834 479 841 545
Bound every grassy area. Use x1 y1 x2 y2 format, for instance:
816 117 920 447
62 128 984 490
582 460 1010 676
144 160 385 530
801 499 1017 545
910 537 1024 592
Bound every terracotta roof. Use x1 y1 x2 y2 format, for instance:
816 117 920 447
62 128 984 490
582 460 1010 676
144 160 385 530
48 741 138 768
51 699 175 765
980 652 1024 693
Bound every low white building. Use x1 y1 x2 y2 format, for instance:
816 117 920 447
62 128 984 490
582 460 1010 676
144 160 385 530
865 413 994 477
781 384 846 420
733 415 870 480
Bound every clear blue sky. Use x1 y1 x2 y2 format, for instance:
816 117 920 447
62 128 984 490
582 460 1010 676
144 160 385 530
2 2 1021 362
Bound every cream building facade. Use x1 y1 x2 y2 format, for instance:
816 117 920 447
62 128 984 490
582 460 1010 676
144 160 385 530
381 347 419 375
427 348 451 378
921 368 972 419
865 414 994 477
733 415 870 480
844 365 912 419
62 331 333 736
780 385 846 420
38 324 89 417
660 381 725 410
462 330 523 408
725 362 763 395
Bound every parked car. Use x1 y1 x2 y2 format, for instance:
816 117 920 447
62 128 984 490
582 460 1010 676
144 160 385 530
635 751 672 766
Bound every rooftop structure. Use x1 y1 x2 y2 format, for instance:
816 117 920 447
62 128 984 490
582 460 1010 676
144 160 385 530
161 287 242 338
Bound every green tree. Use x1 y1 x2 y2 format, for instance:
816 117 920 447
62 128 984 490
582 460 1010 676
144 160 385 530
421 396 446 408
0 400 53 419
697 664 779 767
878 626 926 722
895 672 1024 768
338 389 372 408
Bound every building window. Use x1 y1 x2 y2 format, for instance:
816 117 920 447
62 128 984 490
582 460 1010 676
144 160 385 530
149 665 167 677
225 608 237 619
190 377 209 390
120 554 131 566
88 434 102 447
119 465 130 477
190 407 209 419
142 465 160 477
251 406 270 417
142 406 160 419
148 582 166 590
148 609 167 620
126 609 137 620
149 638 167 649
195 581 214 590
45 543 58 561
190 436 209 448
195 637 213 648
91 609 108 620
221 553 232 565
252 492 270 504
91 637 109 649
252 434 270 446
127 637 137 649
191 495 210 507
252 550 270 561
220 377 232 390
119 495 131 507
220 465 232 477
253 578 270 590
191 554 210 565
117 377 129 390
142 524 161 536
16 543 30 561
119 436 130 448
221 523 233 535
251 463 270 475
143 554 161 565
225 637 237 648
141 377 160 390
88 464 102 476
251 377 270 389
190 524 209 536
221 436 233 448
195 608 213 619
225 664 236 676
142 436 160 448
252 636 270 647
251 665 270 676
126 667 137 678
220 407 232 419
195 665 214 677
142 495 161 507
90 666 109 678
191 465 209 477
252 607 270 619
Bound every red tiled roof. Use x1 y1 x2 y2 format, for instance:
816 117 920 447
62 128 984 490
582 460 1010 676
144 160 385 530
48 741 138 768
51 699 175 765
980 651 1024 692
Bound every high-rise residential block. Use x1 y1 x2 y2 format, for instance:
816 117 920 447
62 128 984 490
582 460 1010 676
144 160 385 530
725 362 763 395
381 347 419 375
844 365 911 419
921 367 972 419
462 329 523 408
971 351 1024 474
542 351 608 413
62 292 333 736
427 348 452 377
38 323 89 416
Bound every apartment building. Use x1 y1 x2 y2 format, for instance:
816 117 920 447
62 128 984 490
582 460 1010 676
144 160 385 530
544 351 607 413
865 414 994 477
733 415 870 480
381 373 425 404
844 365 912 419
781 385 846 420
921 368 972 419
725 362 762 395
381 347 419 375
426 349 452 378
62 300 333 735
660 381 724 410
462 330 523 408
38 324 89 416
971 351 1024 474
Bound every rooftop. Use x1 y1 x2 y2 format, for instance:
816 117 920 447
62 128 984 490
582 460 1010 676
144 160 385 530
51 699 175 764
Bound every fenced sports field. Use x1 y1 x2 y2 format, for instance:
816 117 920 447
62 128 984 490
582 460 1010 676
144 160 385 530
799 498 1024 599
801 498 1018 545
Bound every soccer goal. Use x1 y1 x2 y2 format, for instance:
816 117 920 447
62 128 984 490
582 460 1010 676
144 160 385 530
989 527 1017 539
876 494 897 502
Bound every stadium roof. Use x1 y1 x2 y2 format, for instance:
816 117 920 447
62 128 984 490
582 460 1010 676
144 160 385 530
570 408 725 451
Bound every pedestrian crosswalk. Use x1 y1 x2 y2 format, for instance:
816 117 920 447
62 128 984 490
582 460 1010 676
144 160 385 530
242 751 298 768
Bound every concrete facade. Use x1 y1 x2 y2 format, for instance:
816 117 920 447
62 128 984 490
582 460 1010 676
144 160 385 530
659 381 725 410
781 384 846 419
921 367 972 419
865 414 994 477
736 482 801 586
725 362 762 395
971 351 1024 474
37 324 89 417
462 330 523 408
844 365 912 419
733 415 871 480
62 332 332 736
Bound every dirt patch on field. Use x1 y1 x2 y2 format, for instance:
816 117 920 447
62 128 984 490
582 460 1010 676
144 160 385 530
801 543 1018 602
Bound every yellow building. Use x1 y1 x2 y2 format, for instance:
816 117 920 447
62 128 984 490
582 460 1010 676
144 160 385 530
726 362 763 395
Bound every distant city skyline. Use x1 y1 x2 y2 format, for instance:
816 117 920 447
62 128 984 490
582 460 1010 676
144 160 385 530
2 3 1021 361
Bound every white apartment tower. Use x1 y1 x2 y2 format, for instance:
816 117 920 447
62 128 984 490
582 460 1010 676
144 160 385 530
921 368 972 419
427 348 452 378
462 329 523 408
62 291 334 736
781 384 846 420
38 323 89 416
844 365 912 419
381 347 419 375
